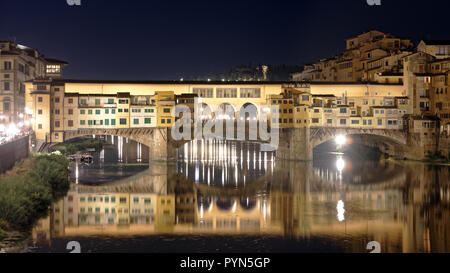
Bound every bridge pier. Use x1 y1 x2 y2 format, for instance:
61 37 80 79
276 128 313 161
147 128 178 162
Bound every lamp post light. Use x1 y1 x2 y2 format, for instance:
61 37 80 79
335 134 347 146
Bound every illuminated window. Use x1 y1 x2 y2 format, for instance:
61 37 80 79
193 88 213 98
240 88 260 98
46 65 61 74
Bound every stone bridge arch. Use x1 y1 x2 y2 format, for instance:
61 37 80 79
310 127 408 148
277 127 411 161
63 128 179 161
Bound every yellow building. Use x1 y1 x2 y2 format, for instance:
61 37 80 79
153 91 175 127
156 195 175 229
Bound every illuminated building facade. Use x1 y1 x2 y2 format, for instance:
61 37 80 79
0 41 67 126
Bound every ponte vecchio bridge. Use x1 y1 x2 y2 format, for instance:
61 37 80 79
25 79 427 161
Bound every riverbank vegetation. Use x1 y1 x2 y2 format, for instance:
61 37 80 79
425 151 450 163
52 138 106 155
0 153 70 245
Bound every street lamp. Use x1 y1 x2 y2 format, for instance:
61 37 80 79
335 135 347 146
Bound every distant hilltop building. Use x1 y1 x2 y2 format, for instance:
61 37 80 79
292 30 415 83
291 30 450 130
0 40 68 124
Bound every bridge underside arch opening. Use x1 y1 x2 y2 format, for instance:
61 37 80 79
52 134 151 163
313 133 407 160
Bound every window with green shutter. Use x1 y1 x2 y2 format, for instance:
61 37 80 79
96 110 101 115
105 119 109 126
111 119 116 126
163 108 170 113
108 98 114 104
105 109 109 114
95 99 101 106
80 110 85 115
112 109 116 114
80 99 87 105
88 120 93 125
88 110 93 115
145 118 151 124
80 120 86 125
134 119 139 125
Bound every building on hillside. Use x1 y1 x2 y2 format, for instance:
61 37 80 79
417 40 450 59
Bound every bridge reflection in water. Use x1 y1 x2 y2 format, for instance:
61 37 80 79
30 140 450 253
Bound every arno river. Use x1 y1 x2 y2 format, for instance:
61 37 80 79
27 136 450 253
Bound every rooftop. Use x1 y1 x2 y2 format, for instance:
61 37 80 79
421 40 450 46
44 58 69 65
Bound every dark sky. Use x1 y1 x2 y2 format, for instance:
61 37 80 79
1 0 450 80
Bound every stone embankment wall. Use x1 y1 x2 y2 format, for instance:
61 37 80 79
0 136 29 173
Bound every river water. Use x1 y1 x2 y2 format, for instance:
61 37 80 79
27 136 450 253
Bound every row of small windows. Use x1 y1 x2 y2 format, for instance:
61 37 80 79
193 88 261 98
78 118 171 126
79 207 129 214
79 196 156 204
78 108 158 115
273 109 294 114
272 118 401 126
272 100 293 105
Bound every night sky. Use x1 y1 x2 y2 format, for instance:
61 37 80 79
1 0 450 80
